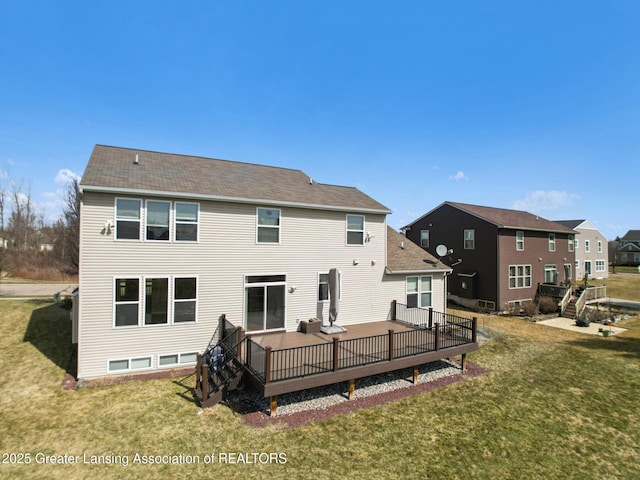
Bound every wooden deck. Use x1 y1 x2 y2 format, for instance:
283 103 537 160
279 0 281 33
243 316 478 399
196 305 479 414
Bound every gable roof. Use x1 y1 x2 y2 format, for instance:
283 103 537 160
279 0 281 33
404 201 575 234
80 145 391 214
385 226 451 274
621 230 640 241
555 220 585 230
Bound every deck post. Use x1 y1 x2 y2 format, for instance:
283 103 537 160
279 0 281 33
270 396 277 416
391 299 397 321
434 322 440 351
246 337 252 367
428 307 433 329
219 314 226 342
237 326 245 363
348 379 355 400
201 361 209 402
264 346 272 384
332 337 339 372
461 353 467 372
196 353 202 387
472 317 478 343
388 329 394 361
413 366 419 384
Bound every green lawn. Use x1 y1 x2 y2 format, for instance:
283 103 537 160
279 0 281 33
1 298 639 479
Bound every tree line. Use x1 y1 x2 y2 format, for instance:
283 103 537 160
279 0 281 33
0 179 79 280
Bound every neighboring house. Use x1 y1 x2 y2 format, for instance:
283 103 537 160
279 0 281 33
555 220 609 280
77 145 451 380
616 230 640 266
403 201 576 312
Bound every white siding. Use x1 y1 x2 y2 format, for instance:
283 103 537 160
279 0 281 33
79 192 402 379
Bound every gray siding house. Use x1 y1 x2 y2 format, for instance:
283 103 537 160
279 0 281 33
555 220 609 280
77 145 450 380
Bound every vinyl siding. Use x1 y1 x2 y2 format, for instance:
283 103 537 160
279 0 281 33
79 191 399 379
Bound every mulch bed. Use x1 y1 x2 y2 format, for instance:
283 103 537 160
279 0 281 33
239 362 488 429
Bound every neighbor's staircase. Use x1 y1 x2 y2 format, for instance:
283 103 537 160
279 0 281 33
194 319 247 409
562 298 578 319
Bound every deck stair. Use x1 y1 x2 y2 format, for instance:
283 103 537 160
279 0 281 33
195 337 246 409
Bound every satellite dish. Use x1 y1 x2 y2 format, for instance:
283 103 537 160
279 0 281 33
436 244 448 257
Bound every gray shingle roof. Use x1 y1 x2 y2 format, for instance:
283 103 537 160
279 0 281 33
386 226 450 273
80 145 391 213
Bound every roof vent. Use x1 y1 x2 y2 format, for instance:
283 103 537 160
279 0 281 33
134 154 139 165
309 177 313 185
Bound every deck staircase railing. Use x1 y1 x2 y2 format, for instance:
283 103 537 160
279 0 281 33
195 318 247 408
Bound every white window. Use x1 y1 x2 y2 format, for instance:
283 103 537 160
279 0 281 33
568 235 575 252
108 356 152 373
406 276 432 308
464 229 475 250
597 240 603 253
516 231 524 251
318 272 342 302
174 277 197 323
576 260 580 270
115 198 141 240
346 215 365 245
158 352 198 367
575 238 579 250
144 278 169 325
509 265 532 289
595 260 606 272
544 265 558 284
585 240 590 253
257 208 280 243
146 200 171 241
114 278 140 327
245 275 286 332
584 260 592 275
175 202 199 242
549 233 556 252
420 230 430 248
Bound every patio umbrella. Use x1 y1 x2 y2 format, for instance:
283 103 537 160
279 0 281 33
322 268 347 334
329 267 339 325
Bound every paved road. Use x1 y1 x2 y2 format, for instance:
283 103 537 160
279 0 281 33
0 283 77 298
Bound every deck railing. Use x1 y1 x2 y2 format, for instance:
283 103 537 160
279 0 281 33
246 310 477 384
575 285 607 319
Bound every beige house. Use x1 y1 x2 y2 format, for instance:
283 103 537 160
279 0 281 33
555 220 609 280
77 145 450 380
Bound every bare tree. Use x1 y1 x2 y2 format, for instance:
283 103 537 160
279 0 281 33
60 178 80 273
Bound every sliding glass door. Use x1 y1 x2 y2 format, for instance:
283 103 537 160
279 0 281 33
245 275 286 332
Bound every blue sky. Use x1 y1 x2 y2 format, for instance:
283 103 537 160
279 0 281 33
1 1 639 239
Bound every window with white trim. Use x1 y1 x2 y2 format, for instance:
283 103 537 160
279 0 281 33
595 260 606 272
406 275 432 308
420 230 430 248
509 265 532 289
158 352 198 367
568 235 575 252
585 240 590 253
346 215 365 245
584 260 592 275
115 198 141 240
144 278 169 325
257 208 280 243
576 260 580 270
544 264 558 284
318 272 342 302
115 278 140 327
464 229 475 250
175 202 199 241
108 356 152 373
597 240 603 253
174 277 197 323
516 231 524 251
549 233 556 252
146 200 170 241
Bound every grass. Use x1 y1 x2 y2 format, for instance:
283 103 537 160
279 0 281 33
590 271 640 302
1 295 639 479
